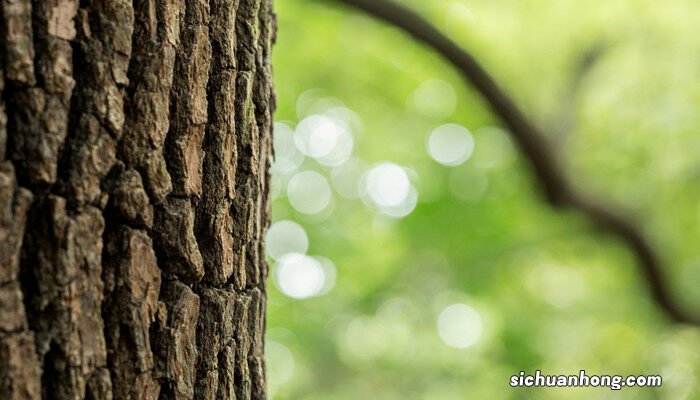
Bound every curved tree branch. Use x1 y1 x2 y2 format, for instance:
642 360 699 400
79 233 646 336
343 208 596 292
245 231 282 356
554 43 607 141
333 0 699 325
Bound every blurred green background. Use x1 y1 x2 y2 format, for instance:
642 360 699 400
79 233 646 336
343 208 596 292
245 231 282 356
265 0 700 398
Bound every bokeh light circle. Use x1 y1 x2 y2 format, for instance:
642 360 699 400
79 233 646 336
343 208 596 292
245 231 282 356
287 171 332 214
274 253 326 299
265 220 308 261
365 163 411 208
427 123 474 166
437 303 483 349
294 115 354 166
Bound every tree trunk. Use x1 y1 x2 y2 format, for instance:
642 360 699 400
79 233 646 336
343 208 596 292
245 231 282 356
0 0 275 398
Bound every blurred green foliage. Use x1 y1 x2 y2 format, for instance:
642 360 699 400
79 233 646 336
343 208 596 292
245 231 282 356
266 0 700 398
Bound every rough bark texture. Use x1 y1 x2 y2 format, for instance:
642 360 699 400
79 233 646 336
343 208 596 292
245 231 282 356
0 0 275 398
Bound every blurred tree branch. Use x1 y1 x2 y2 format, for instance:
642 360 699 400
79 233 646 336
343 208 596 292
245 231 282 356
333 0 699 325
553 43 607 143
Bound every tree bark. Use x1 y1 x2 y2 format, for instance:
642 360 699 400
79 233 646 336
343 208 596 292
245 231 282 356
0 0 275 399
